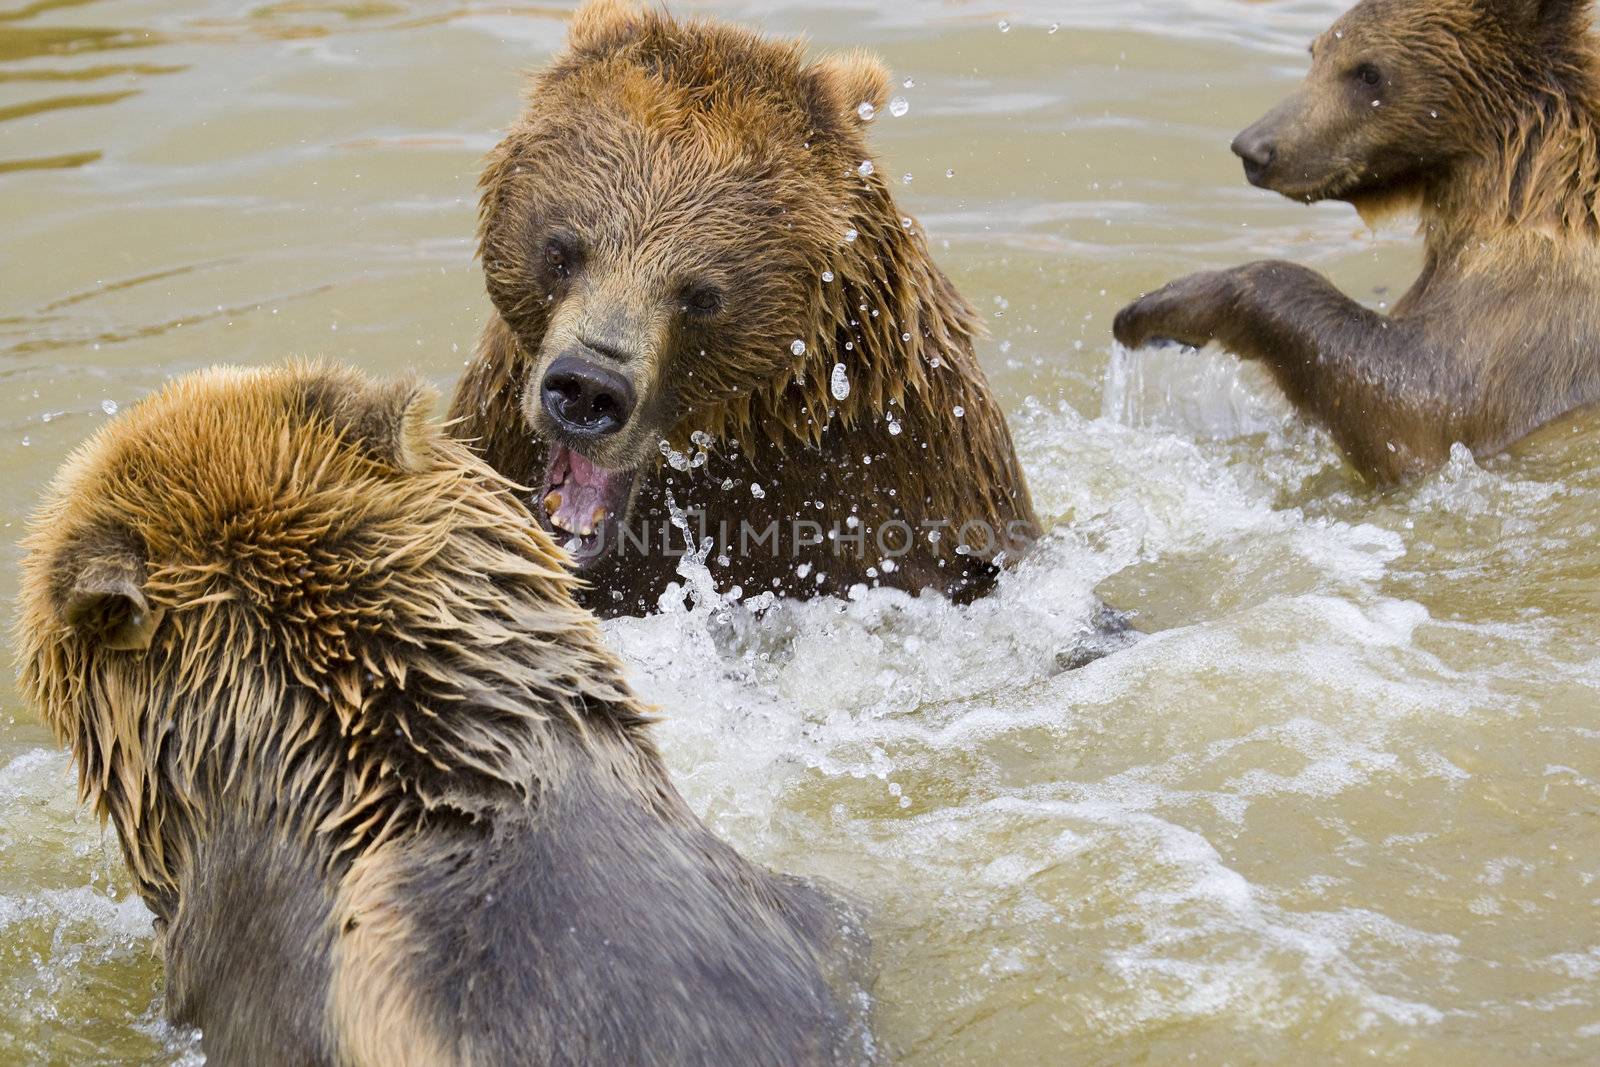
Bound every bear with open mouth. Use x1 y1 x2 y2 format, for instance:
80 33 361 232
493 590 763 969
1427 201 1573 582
451 0 1040 616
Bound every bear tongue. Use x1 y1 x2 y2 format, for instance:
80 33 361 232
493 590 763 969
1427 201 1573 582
543 446 624 538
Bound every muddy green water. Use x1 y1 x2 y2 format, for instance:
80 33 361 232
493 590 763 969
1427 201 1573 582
2 1 1599 1064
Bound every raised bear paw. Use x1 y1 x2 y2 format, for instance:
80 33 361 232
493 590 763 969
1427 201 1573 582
1112 268 1244 352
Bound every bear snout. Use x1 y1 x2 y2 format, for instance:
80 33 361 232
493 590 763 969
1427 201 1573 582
1232 126 1277 187
540 353 637 439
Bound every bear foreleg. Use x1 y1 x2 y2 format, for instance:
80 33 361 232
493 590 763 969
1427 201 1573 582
1115 260 1451 483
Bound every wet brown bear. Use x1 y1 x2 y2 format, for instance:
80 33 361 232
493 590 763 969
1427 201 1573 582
451 0 1037 615
1115 0 1600 484
14 363 869 1066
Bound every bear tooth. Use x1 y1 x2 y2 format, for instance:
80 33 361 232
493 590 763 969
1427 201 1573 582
591 506 606 526
543 491 562 514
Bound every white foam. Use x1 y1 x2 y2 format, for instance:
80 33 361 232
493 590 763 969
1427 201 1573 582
0 885 152 941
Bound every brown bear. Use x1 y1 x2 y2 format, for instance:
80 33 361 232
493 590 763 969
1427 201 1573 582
14 363 870 1066
1114 0 1600 485
450 0 1038 616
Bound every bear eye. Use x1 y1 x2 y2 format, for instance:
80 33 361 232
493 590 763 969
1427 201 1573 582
543 236 579 280
1353 63 1382 87
682 285 723 317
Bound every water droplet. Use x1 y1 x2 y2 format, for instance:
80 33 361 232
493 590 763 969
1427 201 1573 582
1049 21 1060 33
998 19 1010 32
100 399 118 416
856 101 876 121
1371 98 1382 108
902 173 913 184
889 97 909 118
945 168 955 178
831 363 851 401
822 270 835 282
750 482 766 499
887 419 903 436
844 228 858 243
790 339 807 356
857 160 874 177
952 405 965 418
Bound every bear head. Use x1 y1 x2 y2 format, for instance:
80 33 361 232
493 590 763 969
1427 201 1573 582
476 0 912 564
14 362 635 915
1229 0 1595 223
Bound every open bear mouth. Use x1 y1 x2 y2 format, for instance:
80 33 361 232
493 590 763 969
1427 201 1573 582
538 444 635 567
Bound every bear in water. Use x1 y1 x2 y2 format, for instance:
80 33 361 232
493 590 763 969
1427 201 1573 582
1115 0 1600 484
15 362 870 1066
451 0 1039 615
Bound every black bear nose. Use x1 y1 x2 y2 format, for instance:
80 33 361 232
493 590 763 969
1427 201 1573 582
541 355 635 439
1231 130 1276 183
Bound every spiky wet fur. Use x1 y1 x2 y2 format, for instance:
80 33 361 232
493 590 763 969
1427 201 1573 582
15 362 867 1066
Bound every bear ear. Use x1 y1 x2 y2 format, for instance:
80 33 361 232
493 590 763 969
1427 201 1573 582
1536 0 1591 24
306 372 440 472
347 377 439 472
1483 0 1589 28
806 49 892 129
64 550 161 653
569 0 645 51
